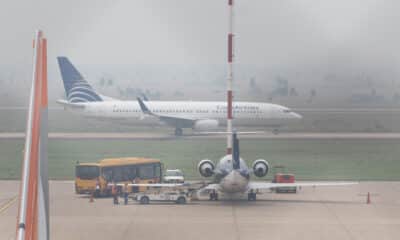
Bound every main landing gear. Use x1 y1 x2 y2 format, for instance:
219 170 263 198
247 191 257 201
209 191 219 201
174 128 183 136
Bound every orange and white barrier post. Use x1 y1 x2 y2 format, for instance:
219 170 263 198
16 30 49 240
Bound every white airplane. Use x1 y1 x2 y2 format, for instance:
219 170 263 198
57 57 302 136
196 132 357 201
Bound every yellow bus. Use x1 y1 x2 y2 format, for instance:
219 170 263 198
75 157 162 197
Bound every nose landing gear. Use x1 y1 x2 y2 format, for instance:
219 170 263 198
247 190 257 201
174 128 183 136
209 191 219 201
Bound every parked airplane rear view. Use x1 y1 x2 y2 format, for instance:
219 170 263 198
197 132 358 201
57 57 302 135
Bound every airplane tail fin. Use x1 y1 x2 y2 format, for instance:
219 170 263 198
57 56 102 103
232 132 240 170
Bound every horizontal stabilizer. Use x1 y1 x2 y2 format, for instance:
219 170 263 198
56 99 85 109
193 131 266 135
248 181 358 191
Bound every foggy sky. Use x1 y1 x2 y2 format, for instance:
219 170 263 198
2 0 400 107
1 0 400 66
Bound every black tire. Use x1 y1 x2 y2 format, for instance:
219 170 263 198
140 196 149 204
209 192 218 201
248 193 256 201
176 197 186 204
175 128 183 136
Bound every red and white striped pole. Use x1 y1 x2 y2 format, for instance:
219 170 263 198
226 0 234 154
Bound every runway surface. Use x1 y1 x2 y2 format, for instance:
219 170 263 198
0 181 399 240
2 132 400 140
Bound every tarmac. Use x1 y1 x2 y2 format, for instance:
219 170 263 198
3 132 400 140
1 181 400 240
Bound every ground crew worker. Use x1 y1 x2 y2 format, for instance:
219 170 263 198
123 182 129 205
112 182 119 205
132 177 140 193
95 179 100 197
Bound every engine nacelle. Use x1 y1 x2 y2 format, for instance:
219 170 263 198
193 119 219 131
252 159 269 178
198 159 215 177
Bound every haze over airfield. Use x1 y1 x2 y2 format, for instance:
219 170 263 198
2 0 400 106
1 0 400 65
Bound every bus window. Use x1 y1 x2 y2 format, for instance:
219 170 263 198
76 166 99 180
128 166 136 180
122 167 132 181
138 164 155 179
102 167 113 182
154 164 161 178
113 167 124 182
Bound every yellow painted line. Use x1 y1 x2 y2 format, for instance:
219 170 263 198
0 196 18 214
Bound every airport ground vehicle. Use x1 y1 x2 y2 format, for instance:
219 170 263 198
163 169 185 183
75 157 162 197
134 190 189 204
273 173 297 193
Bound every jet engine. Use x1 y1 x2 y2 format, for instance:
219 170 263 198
198 159 215 177
193 119 219 131
252 159 269 177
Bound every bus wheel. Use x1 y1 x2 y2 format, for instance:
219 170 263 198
140 196 149 204
176 197 186 204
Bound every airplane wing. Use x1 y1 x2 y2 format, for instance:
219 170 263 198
110 183 190 188
110 181 209 189
200 184 220 190
248 181 358 190
137 97 196 128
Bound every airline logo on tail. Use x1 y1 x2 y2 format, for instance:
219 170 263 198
57 57 102 103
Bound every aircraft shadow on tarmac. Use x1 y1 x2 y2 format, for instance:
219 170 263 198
98 199 361 206
76 194 360 206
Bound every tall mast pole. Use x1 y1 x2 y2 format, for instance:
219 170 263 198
226 0 234 154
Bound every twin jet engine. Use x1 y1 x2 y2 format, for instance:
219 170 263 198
252 159 269 177
193 119 219 131
198 159 215 177
197 158 269 178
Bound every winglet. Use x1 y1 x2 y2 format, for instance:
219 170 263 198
141 93 149 101
137 97 152 115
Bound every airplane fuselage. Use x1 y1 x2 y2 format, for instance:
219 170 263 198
63 100 302 129
214 155 251 193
